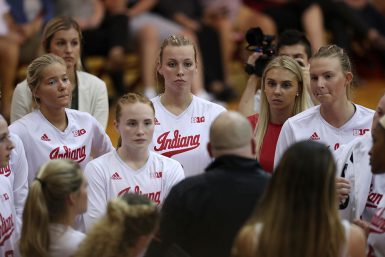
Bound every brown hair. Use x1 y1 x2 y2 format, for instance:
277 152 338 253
42 16 83 69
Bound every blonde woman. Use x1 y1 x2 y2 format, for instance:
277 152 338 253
152 34 226 177
9 54 113 184
248 55 310 172
75 193 159 257
19 159 88 257
11 16 109 128
275 45 374 167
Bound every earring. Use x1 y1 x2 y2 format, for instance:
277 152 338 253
296 92 299 96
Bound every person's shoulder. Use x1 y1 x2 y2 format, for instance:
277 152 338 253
151 151 182 167
10 110 38 128
347 223 366 257
192 95 227 112
77 70 106 86
15 79 29 90
171 172 207 194
354 104 375 115
88 150 115 166
287 105 320 123
66 108 97 121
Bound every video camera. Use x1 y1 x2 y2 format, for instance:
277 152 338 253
245 27 276 77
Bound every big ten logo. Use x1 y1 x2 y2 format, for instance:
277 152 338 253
353 128 369 136
150 171 163 179
191 116 205 123
72 129 86 137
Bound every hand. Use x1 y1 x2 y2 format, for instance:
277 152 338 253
336 177 351 203
247 52 263 65
353 219 370 238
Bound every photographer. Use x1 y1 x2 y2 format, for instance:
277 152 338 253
239 29 315 117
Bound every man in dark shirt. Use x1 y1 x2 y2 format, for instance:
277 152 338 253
146 111 270 257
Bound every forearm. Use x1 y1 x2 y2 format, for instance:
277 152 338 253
127 0 158 17
238 75 260 117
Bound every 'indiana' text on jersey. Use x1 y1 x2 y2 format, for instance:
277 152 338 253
154 130 200 157
0 165 11 177
0 213 14 247
49 145 87 162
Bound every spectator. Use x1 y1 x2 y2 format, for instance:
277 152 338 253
11 16 109 128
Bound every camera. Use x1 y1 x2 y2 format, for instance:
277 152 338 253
245 27 276 76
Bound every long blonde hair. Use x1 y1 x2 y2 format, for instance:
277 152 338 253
19 159 83 257
255 56 310 157
74 194 159 257
233 141 345 257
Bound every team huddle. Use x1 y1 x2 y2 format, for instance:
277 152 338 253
0 15 384 257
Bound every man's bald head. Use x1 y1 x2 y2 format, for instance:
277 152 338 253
209 111 253 156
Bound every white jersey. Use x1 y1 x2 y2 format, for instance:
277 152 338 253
83 150 184 230
9 109 113 183
274 104 374 167
0 176 17 257
365 174 385 257
0 134 28 240
49 223 85 257
335 133 373 221
11 71 109 128
151 95 226 177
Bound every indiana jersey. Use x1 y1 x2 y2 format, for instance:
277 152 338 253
83 150 184 230
335 134 373 221
151 95 226 177
0 176 16 257
0 134 28 240
365 174 385 257
9 109 113 183
275 104 374 167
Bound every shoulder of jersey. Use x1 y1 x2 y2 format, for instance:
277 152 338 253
193 95 226 110
90 150 114 163
66 108 96 120
151 151 183 166
10 110 39 127
16 79 29 90
355 104 375 115
287 105 320 123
